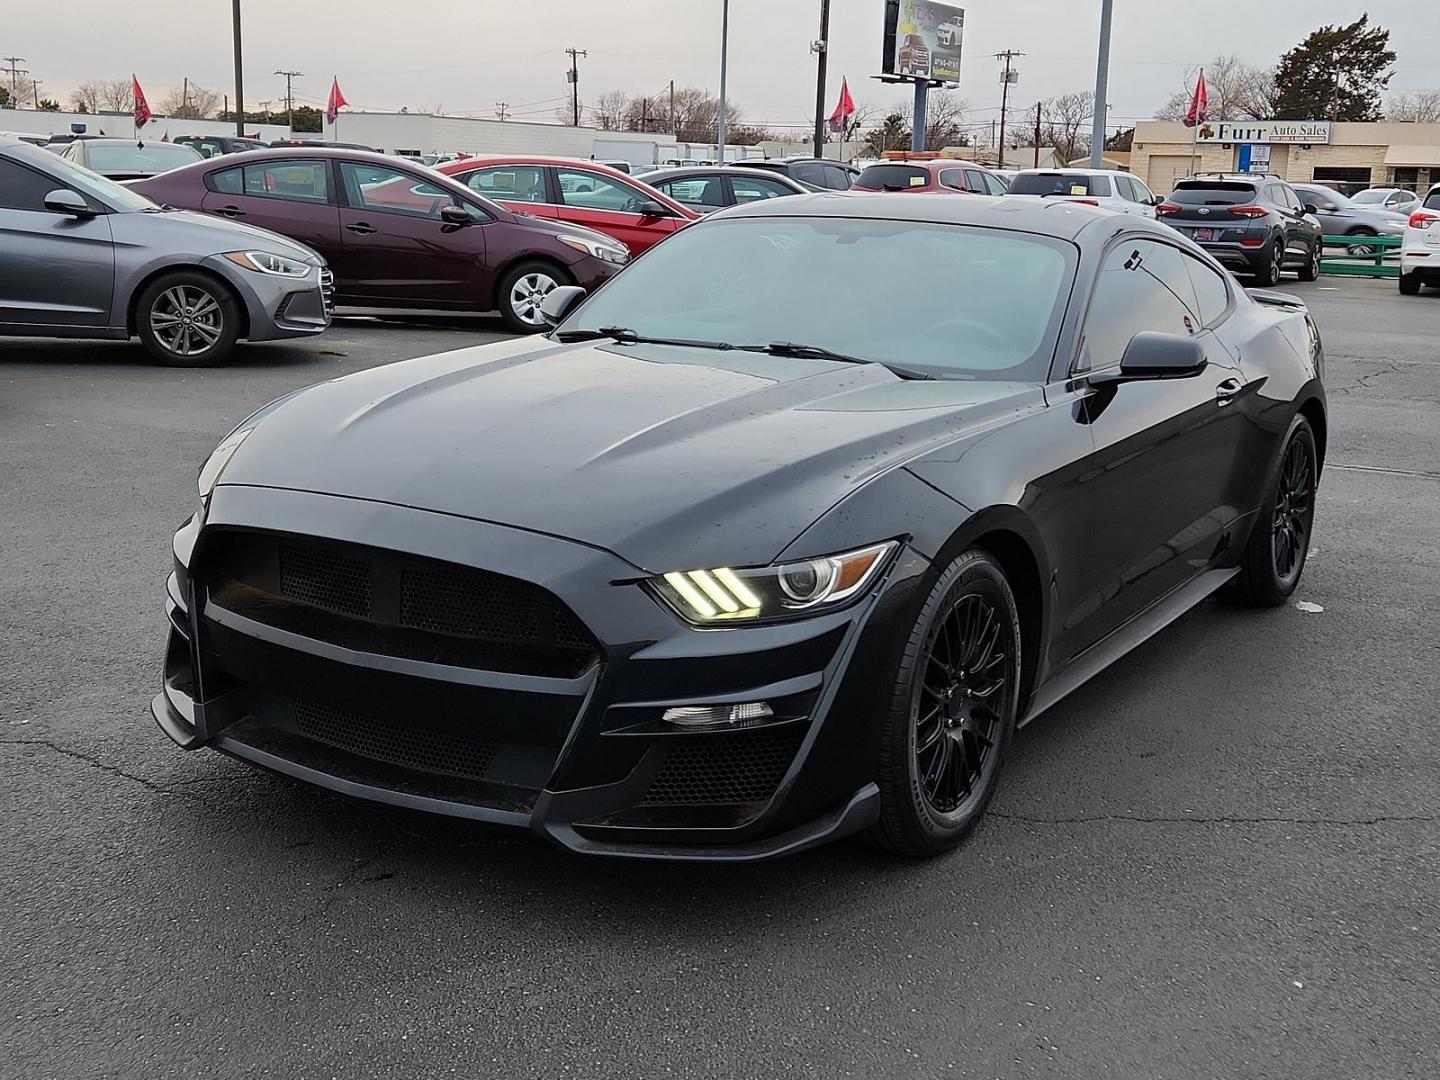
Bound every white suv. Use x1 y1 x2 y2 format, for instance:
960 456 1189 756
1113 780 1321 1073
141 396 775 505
1399 184 1440 296
1002 168 1159 217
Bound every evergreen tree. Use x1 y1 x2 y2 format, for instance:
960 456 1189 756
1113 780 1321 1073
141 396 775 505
1272 15 1395 121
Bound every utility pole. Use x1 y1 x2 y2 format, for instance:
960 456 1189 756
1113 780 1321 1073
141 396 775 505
231 0 245 136
1033 101 1042 167
3 57 27 103
717 0 730 161
182 77 189 116
811 0 831 158
1089 0 1113 167
33 79 43 110
275 69 303 130
495 101 509 121
669 80 676 136
565 47 586 126
994 50 1023 169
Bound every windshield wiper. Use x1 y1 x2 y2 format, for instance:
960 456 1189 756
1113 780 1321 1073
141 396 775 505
553 326 737 350
737 342 933 381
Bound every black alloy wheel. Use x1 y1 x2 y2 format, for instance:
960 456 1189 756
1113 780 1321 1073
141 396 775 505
870 549 1020 856
1229 414 1318 606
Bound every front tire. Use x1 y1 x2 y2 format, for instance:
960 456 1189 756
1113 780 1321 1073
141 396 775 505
497 260 569 334
869 549 1020 857
135 272 240 367
1229 414 1318 606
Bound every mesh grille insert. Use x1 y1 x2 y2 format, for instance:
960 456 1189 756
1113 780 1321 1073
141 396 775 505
293 699 500 782
279 543 371 618
642 726 806 807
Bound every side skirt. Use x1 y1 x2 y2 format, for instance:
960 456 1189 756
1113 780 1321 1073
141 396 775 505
1020 567 1240 728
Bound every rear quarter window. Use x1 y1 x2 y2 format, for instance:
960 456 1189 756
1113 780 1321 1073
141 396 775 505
1424 189 1440 210
207 167 243 194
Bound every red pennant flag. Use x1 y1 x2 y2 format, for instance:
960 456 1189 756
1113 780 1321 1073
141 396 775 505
1183 68 1209 128
132 75 152 128
326 77 348 124
828 78 856 135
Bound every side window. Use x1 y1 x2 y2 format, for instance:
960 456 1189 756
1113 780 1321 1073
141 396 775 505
1114 175 1137 201
1425 189 1440 211
1182 254 1232 327
656 176 725 210
207 167 244 194
555 168 644 212
824 164 853 190
242 160 329 203
1280 184 1303 211
964 170 990 193
1088 175 1113 197
463 165 546 204
982 172 1008 195
194 139 225 159
339 161 451 218
1263 183 1287 207
1080 241 1198 370
792 162 826 188
0 158 59 211
1131 177 1155 204
938 168 965 191
730 175 794 203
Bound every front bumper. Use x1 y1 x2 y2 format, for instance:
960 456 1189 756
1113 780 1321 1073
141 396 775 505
201 255 332 342
154 486 929 860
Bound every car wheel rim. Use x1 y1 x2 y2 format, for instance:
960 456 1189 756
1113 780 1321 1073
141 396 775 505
1271 436 1315 585
914 592 1013 815
510 272 557 326
1347 237 1375 256
1272 246 1284 279
150 286 222 356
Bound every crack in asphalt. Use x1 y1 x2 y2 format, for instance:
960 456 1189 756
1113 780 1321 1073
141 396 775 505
0 737 194 798
1328 360 1403 395
990 811 1437 828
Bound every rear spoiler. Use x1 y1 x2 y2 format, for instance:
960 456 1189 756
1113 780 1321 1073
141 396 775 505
1245 288 1307 311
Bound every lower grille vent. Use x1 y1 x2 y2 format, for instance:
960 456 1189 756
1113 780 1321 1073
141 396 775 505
293 699 500 782
641 726 806 807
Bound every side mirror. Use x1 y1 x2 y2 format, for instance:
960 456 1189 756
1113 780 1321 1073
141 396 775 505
439 204 471 225
1302 202 1319 216
633 199 669 218
44 189 96 217
1088 332 1207 386
539 285 587 328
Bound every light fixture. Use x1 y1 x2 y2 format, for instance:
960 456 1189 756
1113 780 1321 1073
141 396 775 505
662 702 774 728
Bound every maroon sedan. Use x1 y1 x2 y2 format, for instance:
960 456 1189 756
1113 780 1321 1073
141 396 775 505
131 149 630 332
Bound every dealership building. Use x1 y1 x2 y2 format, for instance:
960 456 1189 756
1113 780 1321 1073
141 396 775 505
1131 119 1440 195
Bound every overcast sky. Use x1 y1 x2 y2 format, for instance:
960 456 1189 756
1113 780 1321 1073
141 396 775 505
5 1 1436 137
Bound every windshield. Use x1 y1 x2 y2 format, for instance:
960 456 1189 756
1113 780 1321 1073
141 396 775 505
1008 173 1112 197
84 142 202 173
561 217 1076 381
10 143 157 211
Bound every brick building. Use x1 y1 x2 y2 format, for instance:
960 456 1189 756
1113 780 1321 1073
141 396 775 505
1131 119 1440 195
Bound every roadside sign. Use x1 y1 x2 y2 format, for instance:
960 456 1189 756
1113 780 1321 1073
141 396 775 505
881 1 965 84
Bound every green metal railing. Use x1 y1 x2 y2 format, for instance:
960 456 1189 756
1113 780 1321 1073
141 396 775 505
1319 234 1402 278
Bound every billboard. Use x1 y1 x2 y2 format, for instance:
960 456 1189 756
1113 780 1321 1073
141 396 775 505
882 1 965 84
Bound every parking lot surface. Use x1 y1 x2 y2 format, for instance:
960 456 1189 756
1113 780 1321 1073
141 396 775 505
3 283 1437 1079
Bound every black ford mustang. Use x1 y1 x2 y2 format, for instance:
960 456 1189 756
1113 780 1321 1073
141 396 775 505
154 194 1325 860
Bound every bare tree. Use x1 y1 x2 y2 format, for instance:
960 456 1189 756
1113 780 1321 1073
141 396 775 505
619 86 740 143
1038 91 1094 164
1154 54 1275 120
902 91 967 151
71 79 133 113
591 89 631 131
1387 89 1440 122
159 82 221 119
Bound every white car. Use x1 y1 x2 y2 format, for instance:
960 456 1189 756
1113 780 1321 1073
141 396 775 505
1002 168 1160 217
1398 183 1440 296
937 18 964 46
1354 187 1419 216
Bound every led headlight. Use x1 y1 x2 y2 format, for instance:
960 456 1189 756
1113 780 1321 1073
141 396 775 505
652 541 898 625
195 427 253 522
222 250 313 277
557 234 630 265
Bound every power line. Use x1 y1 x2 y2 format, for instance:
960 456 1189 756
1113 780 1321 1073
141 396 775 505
2 57 28 102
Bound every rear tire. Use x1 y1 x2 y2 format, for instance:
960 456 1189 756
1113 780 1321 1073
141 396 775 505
1252 239 1283 287
1399 271 1422 296
1228 414 1318 607
135 272 240 367
868 549 1020 857
496 261 570 334
1297 240 1321 282
1345 228 1378 256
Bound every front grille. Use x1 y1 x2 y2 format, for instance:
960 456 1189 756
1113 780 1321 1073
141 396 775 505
294 698 500 782
206 532 601 678
319 268 335 314
641 726 806 807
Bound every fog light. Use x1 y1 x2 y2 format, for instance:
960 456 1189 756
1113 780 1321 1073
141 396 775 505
662 702 774 728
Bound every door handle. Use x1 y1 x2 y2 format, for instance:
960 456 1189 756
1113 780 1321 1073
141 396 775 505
1215 377 1245 405
215 205 245 218
346 222 378 235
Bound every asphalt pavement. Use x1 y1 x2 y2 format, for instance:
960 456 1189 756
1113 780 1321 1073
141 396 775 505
2 283 1437 1079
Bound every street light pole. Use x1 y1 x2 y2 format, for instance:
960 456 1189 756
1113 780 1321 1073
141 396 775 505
231 0 245 136
1090 0 1114 167
812 0 831 159
717 0 730 162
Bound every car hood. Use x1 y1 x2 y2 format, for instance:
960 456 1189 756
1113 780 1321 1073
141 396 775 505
218 339 1032 572
115 207 324 264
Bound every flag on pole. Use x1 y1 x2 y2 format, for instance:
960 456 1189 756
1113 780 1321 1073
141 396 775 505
132 75 152 128
1182 69 1209 128
828 78 856 135
326 77 349 125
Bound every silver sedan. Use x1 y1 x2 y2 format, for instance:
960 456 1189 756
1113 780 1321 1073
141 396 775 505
0 137 331 366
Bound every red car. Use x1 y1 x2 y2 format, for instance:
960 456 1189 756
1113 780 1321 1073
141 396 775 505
853 160 1009 196
437 156 700 254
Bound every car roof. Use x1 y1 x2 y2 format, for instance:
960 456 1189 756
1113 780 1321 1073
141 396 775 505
715 190 1136 242
644 165 804 182
1014 167 1125 177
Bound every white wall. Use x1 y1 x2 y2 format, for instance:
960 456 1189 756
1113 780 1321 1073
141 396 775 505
0 106 290 142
